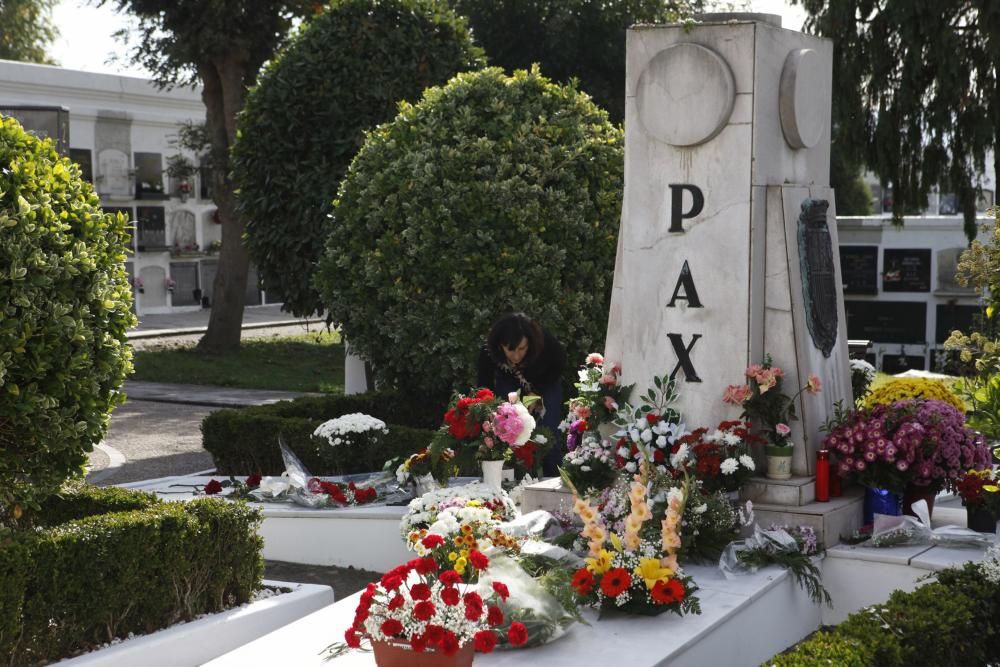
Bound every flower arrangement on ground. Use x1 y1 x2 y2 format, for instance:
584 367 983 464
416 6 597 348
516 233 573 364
431 389 546 472
681 420 762 493
723 355 822 447
824 399 991 495
323 553 528 661
561 430 618 494
721 523 830 605
401 482 519 545
395 447 457 488
566 464 701 617
955 468 1000 520
562 352 632 449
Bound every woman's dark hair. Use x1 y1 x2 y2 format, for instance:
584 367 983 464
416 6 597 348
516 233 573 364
487 313 544 364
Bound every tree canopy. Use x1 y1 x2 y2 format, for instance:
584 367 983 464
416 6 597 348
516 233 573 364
450 0 702 123
799 0 1000 238
102 0 313 352
0 0 57 64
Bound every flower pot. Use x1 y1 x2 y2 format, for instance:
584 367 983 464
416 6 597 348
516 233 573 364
902 486 936 520
966 505 998 533
413 473 441 497
481 459 504 490
372 639 475 667
765 445 793 480
863 487 901 526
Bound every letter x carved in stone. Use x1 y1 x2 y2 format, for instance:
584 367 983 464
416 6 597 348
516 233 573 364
667 333 702 382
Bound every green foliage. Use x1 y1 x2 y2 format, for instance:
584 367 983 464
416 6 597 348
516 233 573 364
202 391 441 474
0 493 263 665
0 0 57 64
234 0 485 317
766 630 870 667
830 147 872 216
316 66 624 396
450 0 701 123
34 484 160 527
933 562 1000 659
0 115 135 520
801 1 1000 240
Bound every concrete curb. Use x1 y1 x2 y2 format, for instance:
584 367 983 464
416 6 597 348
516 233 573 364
128 317 327 340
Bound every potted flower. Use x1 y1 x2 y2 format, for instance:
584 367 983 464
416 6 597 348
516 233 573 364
955 468 1000 533
432 389 542 489
683 419 763 495
824 399 991 524
723 355 821 480
313 412 389 473
323 553 528 665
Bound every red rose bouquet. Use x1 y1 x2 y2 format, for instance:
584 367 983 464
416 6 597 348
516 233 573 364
323 552 528 660
432 388 546 466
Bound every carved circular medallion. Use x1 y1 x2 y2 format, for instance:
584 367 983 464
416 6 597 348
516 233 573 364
636 43 735 147
779 48 824 150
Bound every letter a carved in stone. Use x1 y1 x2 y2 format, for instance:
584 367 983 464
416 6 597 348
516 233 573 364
666 260 703 308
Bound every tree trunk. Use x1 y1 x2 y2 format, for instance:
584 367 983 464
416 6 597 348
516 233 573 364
197 57 251 354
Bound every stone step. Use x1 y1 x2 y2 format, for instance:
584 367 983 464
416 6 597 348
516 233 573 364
751 487 864 547
741 475 816 507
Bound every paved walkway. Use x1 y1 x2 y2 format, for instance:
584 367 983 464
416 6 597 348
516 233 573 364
124 380 320 408
130 303 326 338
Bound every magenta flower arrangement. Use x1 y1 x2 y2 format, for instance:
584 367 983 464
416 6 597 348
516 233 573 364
823 399 991 494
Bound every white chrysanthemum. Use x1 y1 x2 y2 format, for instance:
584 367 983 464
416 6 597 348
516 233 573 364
670 444 689 468
722 432 742 446
739 454 756 471
705 429 723 443
313 413 387 445
720 458 739 475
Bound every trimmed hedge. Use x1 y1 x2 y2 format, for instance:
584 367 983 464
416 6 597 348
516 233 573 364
766 578 997 666
0 489 263 665
34 483 160 527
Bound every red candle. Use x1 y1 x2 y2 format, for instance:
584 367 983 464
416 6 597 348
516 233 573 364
815 449 830 502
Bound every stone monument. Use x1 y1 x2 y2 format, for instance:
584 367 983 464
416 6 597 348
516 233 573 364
603 15 858 541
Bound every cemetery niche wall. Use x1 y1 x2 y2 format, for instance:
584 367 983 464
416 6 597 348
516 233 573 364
605 15 851 479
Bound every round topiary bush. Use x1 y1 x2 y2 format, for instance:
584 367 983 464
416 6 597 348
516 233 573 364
315 66 624 395
0 116 135 521
233 0 485 317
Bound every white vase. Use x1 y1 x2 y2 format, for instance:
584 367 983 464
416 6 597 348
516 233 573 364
481 459 504 490
765 445 793 480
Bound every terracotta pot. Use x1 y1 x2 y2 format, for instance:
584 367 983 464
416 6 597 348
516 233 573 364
902 486 936 519
372 639 475 667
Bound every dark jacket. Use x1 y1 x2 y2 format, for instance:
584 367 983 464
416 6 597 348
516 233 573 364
476 328 566 397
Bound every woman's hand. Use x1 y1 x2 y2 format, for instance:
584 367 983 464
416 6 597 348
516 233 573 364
524 393 543 414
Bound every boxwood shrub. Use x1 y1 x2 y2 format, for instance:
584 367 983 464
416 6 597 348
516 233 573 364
0 490 262 665
767 574 998 666
233 0 484 317
0 115 135 519
202 391 443 475
315 66 623 396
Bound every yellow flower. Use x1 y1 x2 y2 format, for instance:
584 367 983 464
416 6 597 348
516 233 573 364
609 532 623 552
461 524 473 535
468 500 482 507
460 549 469 558
585 549 614 575
635 557 673 591
448 552 458 561
455 557 467 573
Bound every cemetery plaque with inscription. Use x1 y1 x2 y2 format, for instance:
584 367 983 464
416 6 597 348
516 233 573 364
882 248 931 292
839 246 878 295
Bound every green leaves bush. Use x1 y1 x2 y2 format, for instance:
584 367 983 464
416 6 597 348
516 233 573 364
233 0 484 317
316 66 623 396
0 489 263 665
0 115 135 519
202 391 441 475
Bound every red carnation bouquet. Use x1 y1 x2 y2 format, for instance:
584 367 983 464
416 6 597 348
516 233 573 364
323 551 528 661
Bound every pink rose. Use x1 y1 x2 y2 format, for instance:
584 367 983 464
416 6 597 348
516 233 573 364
603 396 618 411
598 373 618 386
611 362 622 374
756 369 778 393
586 352 605 365
745 364 764 379
722 384 752 405
574 405 591 419
806 373 822 394
775 423 791 437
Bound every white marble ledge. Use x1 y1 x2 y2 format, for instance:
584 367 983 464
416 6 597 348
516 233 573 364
910 545 994 572
205 563 806 667
827 542 933 566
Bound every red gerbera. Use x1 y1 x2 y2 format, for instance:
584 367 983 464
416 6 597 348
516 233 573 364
571 568 595 595
507 621 529 646
600 568 632 597
474 630 498 653
475 388 495 400
650 578 686 605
